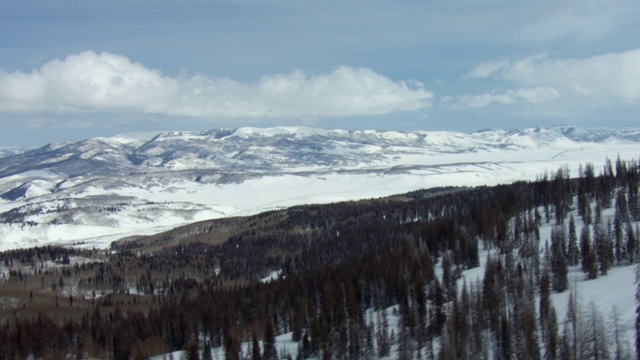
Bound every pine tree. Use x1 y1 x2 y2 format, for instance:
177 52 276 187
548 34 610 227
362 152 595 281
627 222 637 264
364 321 375 360
438 319 456 360
563 287 580 360
543 303 559 360
608 306 629 360
567 216 580 266
581 226 598 280
579 191 593 226
613 212 625 265
431 279 447 337
203 342 212 360
263 317 278 360
252 332 262 360
582 302 610 360
540 266 551 340
559 335 571 360
499 315 513 360
224 327 241 360
466 234 480 269
291 305 303 342
300 331 311 359
185 342 199 360
376 309 390 358
441 251 457 301
551 227 568 292
594 218 613 275
482 256 502 334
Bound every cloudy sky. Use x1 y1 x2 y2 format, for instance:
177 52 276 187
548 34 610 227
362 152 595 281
1 0 639 147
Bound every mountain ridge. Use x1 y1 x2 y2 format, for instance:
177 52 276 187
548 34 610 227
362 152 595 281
0 124 638 250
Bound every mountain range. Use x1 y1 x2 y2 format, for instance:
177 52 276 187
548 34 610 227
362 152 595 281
0 125 638 250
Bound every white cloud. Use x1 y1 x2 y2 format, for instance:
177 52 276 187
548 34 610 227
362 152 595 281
467 49 640 103
454 87 560 109
0 51 432 118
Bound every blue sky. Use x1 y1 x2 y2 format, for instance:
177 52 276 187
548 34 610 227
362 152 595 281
1 0 639 147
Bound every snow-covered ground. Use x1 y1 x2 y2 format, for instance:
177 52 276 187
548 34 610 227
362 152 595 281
0 140 637 251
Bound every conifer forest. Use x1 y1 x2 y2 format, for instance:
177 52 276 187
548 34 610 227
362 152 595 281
1 156 640 359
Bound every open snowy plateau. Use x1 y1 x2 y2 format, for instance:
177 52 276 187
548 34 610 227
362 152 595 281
0 125 638 251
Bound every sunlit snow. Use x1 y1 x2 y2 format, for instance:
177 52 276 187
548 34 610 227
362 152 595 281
0 126 637 251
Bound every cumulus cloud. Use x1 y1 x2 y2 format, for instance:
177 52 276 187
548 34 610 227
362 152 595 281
0 51 432 118
467 49 640 103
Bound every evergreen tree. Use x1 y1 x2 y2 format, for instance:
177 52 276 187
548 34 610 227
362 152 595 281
551 227 568 292
441 251 457 301
540 266 551 340
263 318 278 360
514 278 540 360
185 342 199 360
608 306 629 360
499 315 513 360
563 287 580 360
364 321 375 360
567 216 580 266
594 218 613 275
543 303 559 360
203 342 213 360
614 190 630 258
224 328 241 360
466 234 480 269
482 256 503 334
252 332 262 360
582 302 610 360
581 226 598 280
438 319 456 360
627 222 638 264
376 309 390 358
559 335 572 360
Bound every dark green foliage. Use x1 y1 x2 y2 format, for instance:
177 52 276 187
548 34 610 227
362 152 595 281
567 216 580 266
581 226 598 280
262 318 278 360
551 227 568 292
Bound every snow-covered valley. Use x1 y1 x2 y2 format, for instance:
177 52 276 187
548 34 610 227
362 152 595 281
0 125 638 251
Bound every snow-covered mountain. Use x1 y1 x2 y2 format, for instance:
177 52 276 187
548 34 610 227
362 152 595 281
0 125 638 250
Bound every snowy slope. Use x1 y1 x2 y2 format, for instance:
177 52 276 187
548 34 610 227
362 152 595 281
0 125 638 250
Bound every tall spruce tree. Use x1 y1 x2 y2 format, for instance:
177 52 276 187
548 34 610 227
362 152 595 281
582 302 610 360
581 226 598 280
263 317 278 360
551 227 568 292
563 287 580 360
627 222 638 264
544 304 559 360
540 266 552 340
567 216 580 266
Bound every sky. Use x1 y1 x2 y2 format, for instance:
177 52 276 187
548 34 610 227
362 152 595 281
0 0 639 147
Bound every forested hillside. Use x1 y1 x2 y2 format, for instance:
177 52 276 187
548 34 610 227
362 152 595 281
0 157 639 359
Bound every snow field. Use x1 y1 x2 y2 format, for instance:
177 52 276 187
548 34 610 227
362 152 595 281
2 142 638 251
